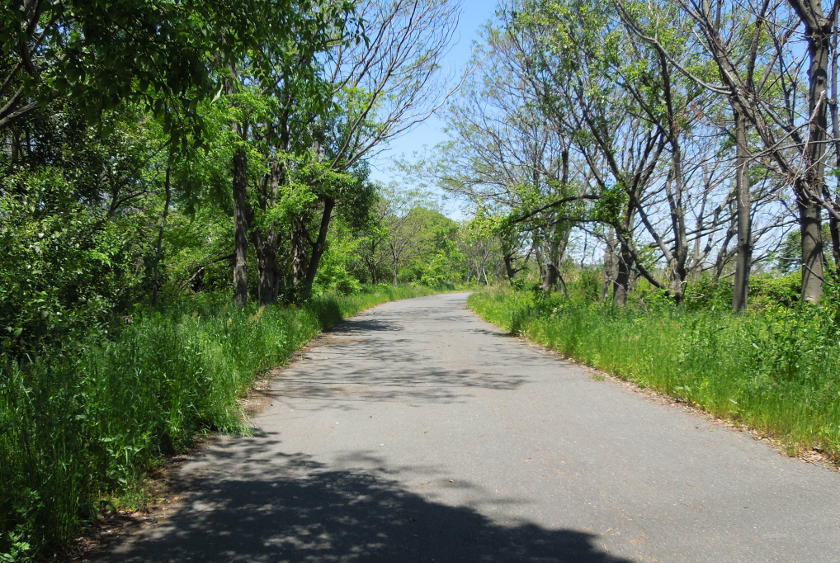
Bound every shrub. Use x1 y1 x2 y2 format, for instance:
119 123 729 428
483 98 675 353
750 271 801 308
683 276 732 311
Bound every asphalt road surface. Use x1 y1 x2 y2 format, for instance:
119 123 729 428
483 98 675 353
98 292 840 562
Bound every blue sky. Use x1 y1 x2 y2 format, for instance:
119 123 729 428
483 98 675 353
367 0 495 218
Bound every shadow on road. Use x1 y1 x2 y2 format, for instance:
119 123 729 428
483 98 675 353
269 305 560 410
325 317 402 333
100 448 631 563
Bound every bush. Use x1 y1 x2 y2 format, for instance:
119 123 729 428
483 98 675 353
683 276 732 311
750 271 801 308
0 168 153 357
573 268 603 302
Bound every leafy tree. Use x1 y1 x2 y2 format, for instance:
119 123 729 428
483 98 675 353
0 100 167 353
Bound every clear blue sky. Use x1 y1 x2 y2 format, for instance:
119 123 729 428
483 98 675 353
368 0 495 218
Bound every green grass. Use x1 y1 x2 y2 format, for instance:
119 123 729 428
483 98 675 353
469 288 840 463
0 285 437 560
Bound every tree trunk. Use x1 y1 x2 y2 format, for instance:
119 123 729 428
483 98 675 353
298 197 336 301
254 160 284 306
658 50 689 305
291 220 308 290
793 2 832 301
255 232 280 305
830 15 840 277
150 165 172 307
669 264 687 305
732 107 752 311
613 244 632 307
799 196 825 302
391 244 399 286
225 63 251 307
503 252 517 284
541 263 559 292
612 204 637 306
500 232 520 284
602 229 618 301
232 144 250 307
830 212 840 275
540 223 568 293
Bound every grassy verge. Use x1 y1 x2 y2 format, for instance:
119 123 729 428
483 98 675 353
469 288 840 463
0 285 437 560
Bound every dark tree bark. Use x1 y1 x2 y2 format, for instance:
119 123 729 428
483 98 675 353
790 0 834 302
292 219 308 290
612 202 640 306
150 165 172 307
613 243 634 307
255 235 280 305
224 64 252 307
232 143 251 307
539 148 571 293
732 107 752 311
299 197 335 301
798 197 825 300
655 51 690 305
829 15 840 276
503 252 517 284
253 159 284 306
602 229 619 301
677 0 835 302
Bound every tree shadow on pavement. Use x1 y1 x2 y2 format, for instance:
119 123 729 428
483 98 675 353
270 359 529 412
97 450 633 563
325 317 402 334
270 310 555 410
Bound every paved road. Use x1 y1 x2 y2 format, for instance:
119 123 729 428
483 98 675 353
99 292 840 562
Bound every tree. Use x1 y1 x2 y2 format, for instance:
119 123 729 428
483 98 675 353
673 0 837 302
459 220 501 284
398 207 466 285
285 0 459 300
0 100 169 351
376 185 440 285
220 0 357 305
513 0 678 304
435 16 585 291
0 0 268 137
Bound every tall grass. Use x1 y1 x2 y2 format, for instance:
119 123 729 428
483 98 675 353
0 285 435 560
469 289 840 462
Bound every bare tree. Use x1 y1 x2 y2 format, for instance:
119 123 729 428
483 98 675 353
286 0 460 300
675 0 838 302
435 20 584 291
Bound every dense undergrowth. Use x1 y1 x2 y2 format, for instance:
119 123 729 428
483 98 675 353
469 287 840 464
0 285 436 560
